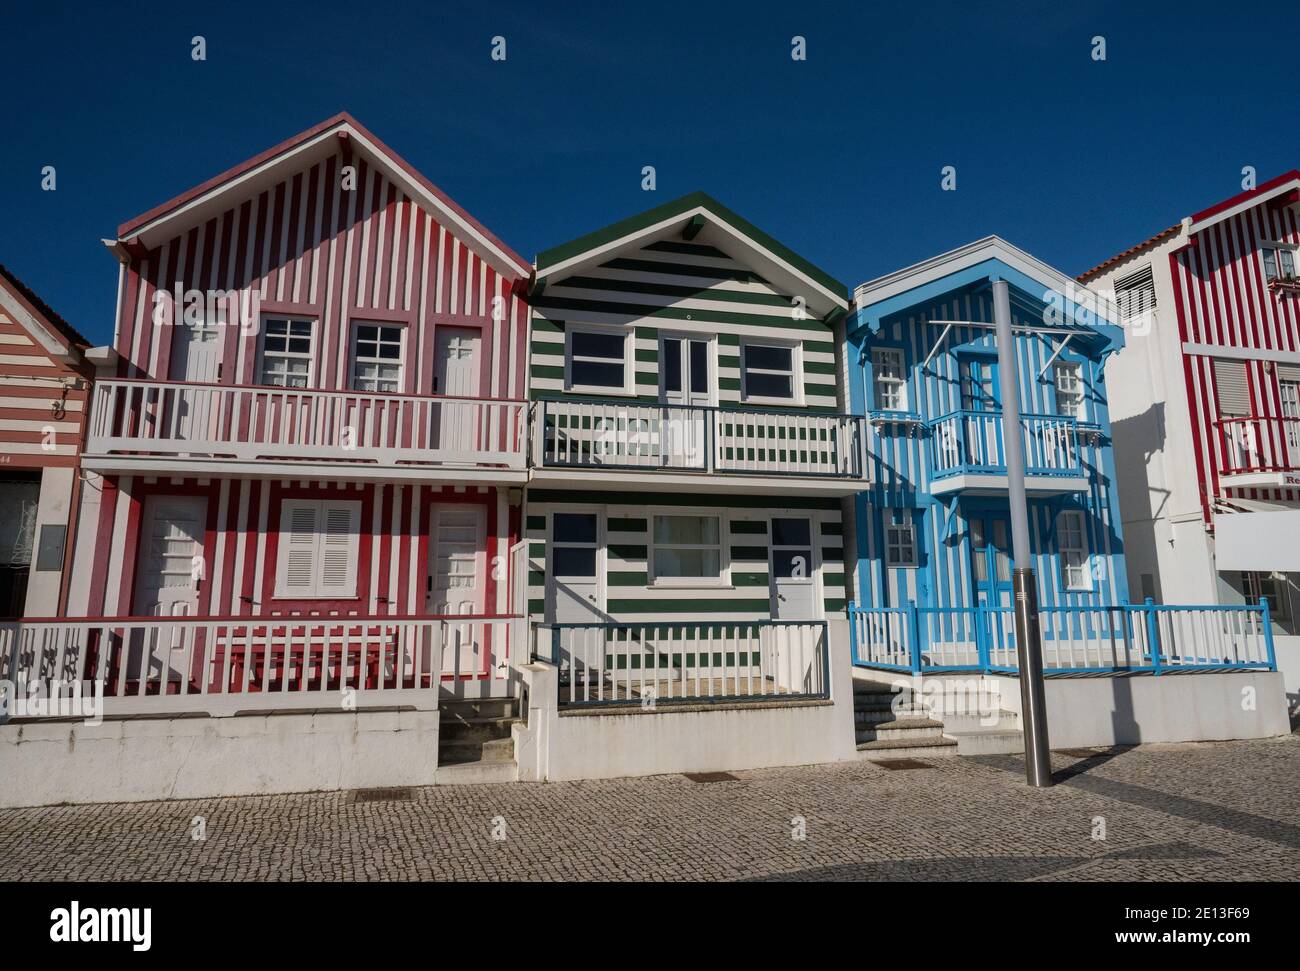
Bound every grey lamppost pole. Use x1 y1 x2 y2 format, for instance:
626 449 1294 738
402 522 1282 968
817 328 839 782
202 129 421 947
992 278 1053 787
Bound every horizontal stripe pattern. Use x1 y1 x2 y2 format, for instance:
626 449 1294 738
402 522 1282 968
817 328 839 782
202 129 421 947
0 310 88 468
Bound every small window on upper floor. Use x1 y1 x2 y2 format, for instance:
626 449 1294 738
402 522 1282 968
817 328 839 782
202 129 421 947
259 317 315 387
1054 362 1085 420
872 348 907 411
740 339 800 404
350 322 404 393
566 325 632 393
1114 264 1156 328
1261 242 1298 283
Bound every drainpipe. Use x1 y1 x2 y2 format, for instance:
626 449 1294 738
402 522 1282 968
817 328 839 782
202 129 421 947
994 279 1053 788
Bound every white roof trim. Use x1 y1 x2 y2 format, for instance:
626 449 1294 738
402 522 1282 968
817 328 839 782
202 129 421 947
0 281 72 361
536 206 847 316
119 122 530 280
853 235 1101 312
1187 177 1300 236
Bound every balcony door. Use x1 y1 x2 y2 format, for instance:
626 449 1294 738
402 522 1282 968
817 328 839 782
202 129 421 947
169 318 223 382
432 326 482 457
660 335 712 467
769 516 817 621
1282 378 1300 462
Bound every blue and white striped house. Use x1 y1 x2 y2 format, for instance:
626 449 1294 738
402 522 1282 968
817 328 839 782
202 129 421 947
847 238 1136 671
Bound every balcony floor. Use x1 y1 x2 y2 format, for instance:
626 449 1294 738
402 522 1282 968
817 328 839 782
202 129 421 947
82 453 529 487
528 467 867 496
928 472 1089 496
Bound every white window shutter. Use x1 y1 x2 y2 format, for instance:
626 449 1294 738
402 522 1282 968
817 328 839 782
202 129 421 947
1212 360 1250 417
317 502 360 597
276 501 320 597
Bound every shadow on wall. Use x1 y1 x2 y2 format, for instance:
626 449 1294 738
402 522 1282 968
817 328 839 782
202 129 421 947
1109 402 1170 598
1111 674 1138 747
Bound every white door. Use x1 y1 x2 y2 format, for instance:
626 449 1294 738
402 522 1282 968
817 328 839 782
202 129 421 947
1281 379 1300 461
169 317 223 382
433 327 482 456
546 511 603 624
769 516 817 621
427 504 487 677
660 335 711 467
132 496 207 690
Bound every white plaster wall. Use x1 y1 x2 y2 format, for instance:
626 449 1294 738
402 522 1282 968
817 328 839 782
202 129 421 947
22 466 75 616
0 708 440 808
516 619 858 782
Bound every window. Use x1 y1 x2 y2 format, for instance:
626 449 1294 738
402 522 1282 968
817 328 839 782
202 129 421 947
872 348 907 411
960 358 998 411
651 514 723 583
1212 359 1250 418
1262 243 1298 283
566 327 630 392
551 512 598 578
1054 362 1085 419
350 323 404 393
885 509 917 568
1114 265 1156 328
1242 571 1291 621
274 499 361 598
260 317 314 387
770 517 813 578
1057 511 1091 591
740 340 798 402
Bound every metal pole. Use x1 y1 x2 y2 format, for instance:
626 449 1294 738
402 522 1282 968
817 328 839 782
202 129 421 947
992 279 1053 787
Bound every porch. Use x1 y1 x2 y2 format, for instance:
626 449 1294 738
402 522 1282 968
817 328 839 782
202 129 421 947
83 379 527 481
848 600 1278 676
927 410 1091 495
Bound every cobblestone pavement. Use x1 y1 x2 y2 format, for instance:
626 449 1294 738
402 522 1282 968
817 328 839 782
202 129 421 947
3 738 1299 881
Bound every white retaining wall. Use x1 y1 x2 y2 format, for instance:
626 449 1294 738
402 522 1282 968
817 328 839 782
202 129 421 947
514 619 858 782
0 708 440 808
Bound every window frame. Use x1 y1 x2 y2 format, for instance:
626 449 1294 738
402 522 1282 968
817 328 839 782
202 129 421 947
1056 509 1092 592
273 498 362 599
564 323 634 396
647 508 729 588
1261 240 1299 282
1054 360 1086 420
258 316 317 389
348 320 407 394
885 509 918 569
739 338 802 405
1242 570 1292 622
872 347 908 412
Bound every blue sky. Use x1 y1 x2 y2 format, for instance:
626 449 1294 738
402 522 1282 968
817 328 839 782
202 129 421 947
3 0 1294 344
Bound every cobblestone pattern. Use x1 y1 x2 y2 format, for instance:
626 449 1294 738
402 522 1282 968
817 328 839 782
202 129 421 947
2 738 1298 881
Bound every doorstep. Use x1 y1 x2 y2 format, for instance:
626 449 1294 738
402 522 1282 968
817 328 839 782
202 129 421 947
557 697 834 717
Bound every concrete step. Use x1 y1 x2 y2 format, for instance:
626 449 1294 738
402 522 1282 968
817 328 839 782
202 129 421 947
438 735 515 766
434 760 518 785
855 704 929 723
439 716 518 744
441 698 518 721
856 719 946 744
944 728 1025 756
857 734 959 759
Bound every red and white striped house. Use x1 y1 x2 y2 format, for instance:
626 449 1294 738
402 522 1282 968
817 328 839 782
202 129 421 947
1081 171 1300 691
61 113 532 708
0 265 92 616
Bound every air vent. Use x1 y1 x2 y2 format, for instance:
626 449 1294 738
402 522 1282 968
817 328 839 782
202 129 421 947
351 787 414 803
684 771 739 783
873 759 931 770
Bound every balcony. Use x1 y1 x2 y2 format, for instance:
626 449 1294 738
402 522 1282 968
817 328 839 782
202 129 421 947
926 410 1089 496
529 398 867 493
1216 416 1300 489
84 379 528 483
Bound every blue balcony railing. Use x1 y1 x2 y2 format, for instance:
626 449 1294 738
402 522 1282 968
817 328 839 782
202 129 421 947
927 410 1083 479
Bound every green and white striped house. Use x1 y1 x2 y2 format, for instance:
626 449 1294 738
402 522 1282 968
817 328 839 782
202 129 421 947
523 193 863 637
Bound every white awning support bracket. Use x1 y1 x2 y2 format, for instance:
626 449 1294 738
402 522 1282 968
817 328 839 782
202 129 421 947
921 321 956 370
1038 334 1074 379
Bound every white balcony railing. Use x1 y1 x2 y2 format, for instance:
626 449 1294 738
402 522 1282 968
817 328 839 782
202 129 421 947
533 399 865 479
0 614 523 718
929 410 1083 479
86 379 527 470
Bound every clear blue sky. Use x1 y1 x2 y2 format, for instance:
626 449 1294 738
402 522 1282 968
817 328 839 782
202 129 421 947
3 0 1293 344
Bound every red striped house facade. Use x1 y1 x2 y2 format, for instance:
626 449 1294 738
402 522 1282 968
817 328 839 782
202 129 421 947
0 265 92 616
66 115 531 650
1082 171 1300 687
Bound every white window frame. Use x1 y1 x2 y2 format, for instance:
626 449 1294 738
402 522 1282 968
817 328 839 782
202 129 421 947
872 347 908 412
885 509 918 568
564 323 634 395
1054 361 1086 419
349 320 406 394
1056 510 1091 591
1242 571 1291 622
274 498 361 599
648 508 729 588
258 316 316 388
739 338 802 405
1261 241 1299 283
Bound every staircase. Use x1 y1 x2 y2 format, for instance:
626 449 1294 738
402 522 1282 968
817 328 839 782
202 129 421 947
853 676 1024 759
435 698 520 784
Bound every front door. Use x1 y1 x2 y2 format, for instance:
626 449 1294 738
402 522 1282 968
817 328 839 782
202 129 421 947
433 326 483 456
770 516 817 621
134 496 208 617
427 504 487 677
969 514 1015 663
546 511 603 624
660 335 711 466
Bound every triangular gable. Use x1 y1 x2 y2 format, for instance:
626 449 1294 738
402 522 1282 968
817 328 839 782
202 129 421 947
1187 169 1300 236
534 192 849 319
0 264 88 366
850 236 1125 354
113 112 530 280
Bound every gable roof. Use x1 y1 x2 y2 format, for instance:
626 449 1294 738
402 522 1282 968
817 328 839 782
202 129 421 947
112 112 531 279
0 263 90 363
1077 223 1181 282
534 191 849 318
851 236 1124 354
